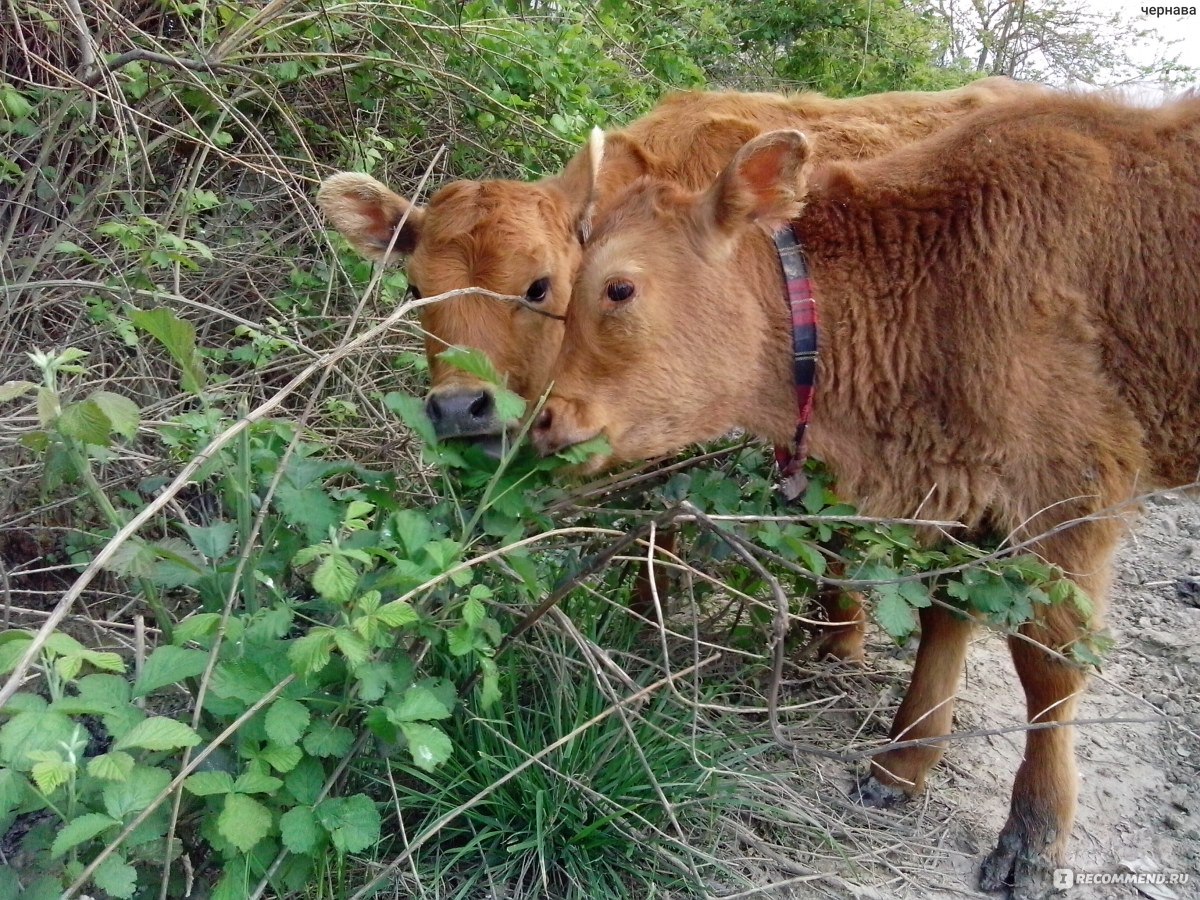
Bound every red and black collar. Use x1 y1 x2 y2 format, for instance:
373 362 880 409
771 223 819 501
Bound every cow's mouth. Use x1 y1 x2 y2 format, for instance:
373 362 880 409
457 432 508 459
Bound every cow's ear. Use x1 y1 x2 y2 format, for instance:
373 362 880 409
317 173 424 262
705 130 811 233
558 128 656 242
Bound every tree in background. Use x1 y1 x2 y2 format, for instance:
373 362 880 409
915 0 1195 86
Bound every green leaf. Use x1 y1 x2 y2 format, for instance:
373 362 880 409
493 385 526 422
383 392 437 445
87 750 136 782
334 628 370 669
29 749 73 794
279 805 322 854
0 768 29 817
89 390 139 440
315 794 380 855
897 579 932 608
391 509 432 557
183 771 234 796
302 721 354 758
875 591 918 641
0 709 76 771
258 744 303 773
0 380 36 402
555 433 611 465
233 767 283 795
183 520 236 559
51 812 118 858
390 684 452 723
312 554 357 603
174 612 224 646
92 852 138 899
114 716 201 751
400 722 452 773
437 346 505 386
103 765 170 819
375 599 419 629
132 645 209 697
462 595 485 628
218 792 273 853
478 656 501 710
265 698 311 747
0 634 32 675
289 629 335 676
129 307 206 393
58 399 111 446
284 756 325 805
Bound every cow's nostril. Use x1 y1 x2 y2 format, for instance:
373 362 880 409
535 408 553 433
468 391 493 420
425 395 444 424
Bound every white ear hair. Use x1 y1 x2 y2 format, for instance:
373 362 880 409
577 126 606 243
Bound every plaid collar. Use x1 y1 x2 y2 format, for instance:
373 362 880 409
771 223 819 501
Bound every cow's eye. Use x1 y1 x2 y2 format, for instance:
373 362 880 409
606 280 635 303
525 277 550 303
408 284 422 300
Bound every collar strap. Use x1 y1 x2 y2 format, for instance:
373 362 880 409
771 223 819 501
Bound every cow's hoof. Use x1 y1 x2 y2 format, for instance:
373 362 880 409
979 829 1063 899
854 773 908 808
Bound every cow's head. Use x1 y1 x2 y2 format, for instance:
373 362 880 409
533 130 814 471
318 130 665 449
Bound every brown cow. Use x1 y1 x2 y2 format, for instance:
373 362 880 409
531 91 1200 897
317 77 1034 445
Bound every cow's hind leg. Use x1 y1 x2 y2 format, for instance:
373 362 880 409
857 603 974 805
810 587 867 663
979 527 1113 900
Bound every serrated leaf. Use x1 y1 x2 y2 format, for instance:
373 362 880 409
383 391 437 445
0 709 76 771
280 805 322 854
81 648 126 673
313 554 357 603
58 399 112 446
183 770 234 796
897 579 931 608
437 346 505 386
462 596 485 628
874 591 918 641
289 629 335 676
375 599 418 629
51 811 118 858
391 509 432 557
399 722 452 773
284 756 325 805
258 744 303 773
554 433 611 465
302 721 354 758
334 628 370 669
92 852 137 899
30 750 73 794
0 380 36 402
114 716 201 751
174 612 224 646
218 792 273 853
390 684 452 724
129 307 205 394
233 767 283 795
87 750 136 782
265 698 311 747
89 391 139 440
103 765 170 819
0 635 32 675
0 768 29 816
132 645 209 697
315 794 380 854
183 520 236 559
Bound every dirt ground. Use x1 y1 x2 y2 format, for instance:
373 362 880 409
728 492 1200 899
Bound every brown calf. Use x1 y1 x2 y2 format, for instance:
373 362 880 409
532 91 1200 898
316 77 1033 444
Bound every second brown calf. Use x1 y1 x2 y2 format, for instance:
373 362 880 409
534 90 1200 898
